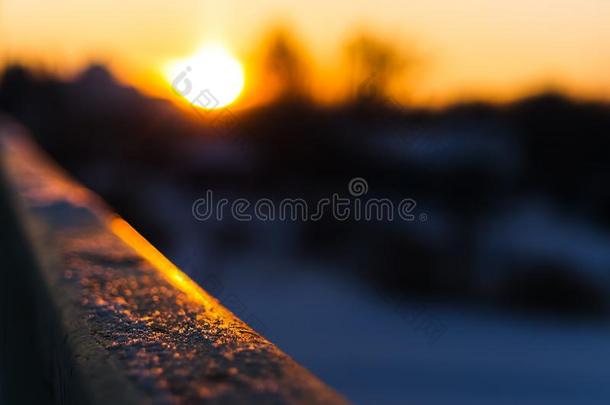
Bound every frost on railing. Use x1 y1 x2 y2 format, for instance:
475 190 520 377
0 120 349 405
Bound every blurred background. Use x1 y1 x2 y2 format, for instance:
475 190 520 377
2 1 610 404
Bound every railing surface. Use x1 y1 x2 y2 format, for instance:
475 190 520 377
0 119 349 405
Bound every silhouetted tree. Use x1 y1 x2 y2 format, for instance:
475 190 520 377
345 33 411 105
261 27 310 102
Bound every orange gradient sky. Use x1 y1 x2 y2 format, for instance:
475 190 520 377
1 0 609 107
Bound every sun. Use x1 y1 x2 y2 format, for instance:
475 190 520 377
166 44 245 109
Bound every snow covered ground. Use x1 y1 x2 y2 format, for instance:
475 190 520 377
137 144 610 404
170 246 610 405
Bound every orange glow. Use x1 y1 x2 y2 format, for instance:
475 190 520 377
1 0 609 106
109 216 216 307
165 44 245 109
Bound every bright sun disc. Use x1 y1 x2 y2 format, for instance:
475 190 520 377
166 44 244 109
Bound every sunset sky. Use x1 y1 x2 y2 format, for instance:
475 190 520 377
1 0 608 107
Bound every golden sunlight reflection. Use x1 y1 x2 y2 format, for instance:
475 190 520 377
109 216 215 307
164 44 245 109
